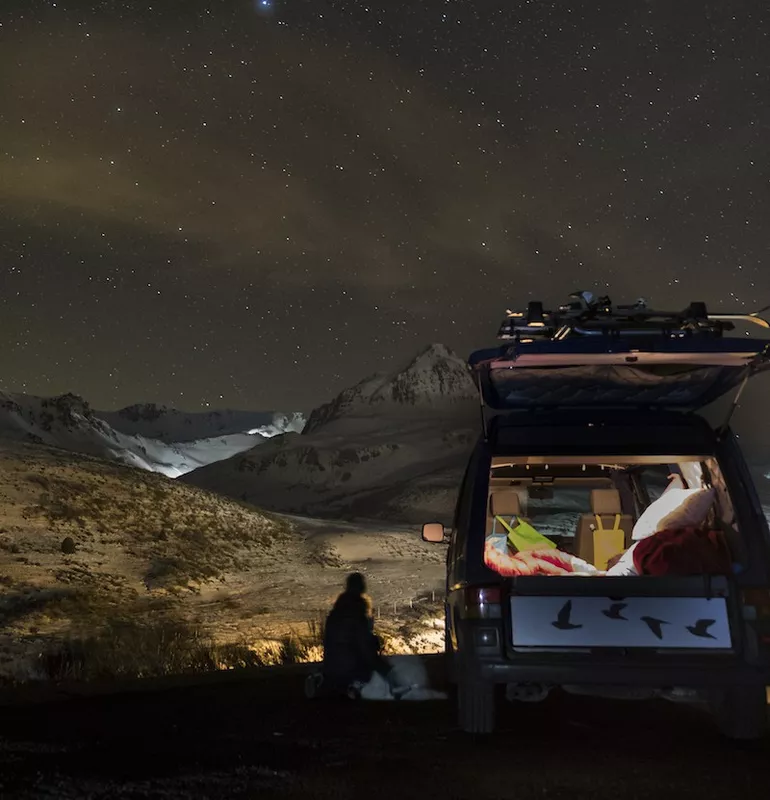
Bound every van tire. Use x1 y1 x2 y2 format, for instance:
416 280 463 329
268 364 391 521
710 685 768 740
457 673 495 734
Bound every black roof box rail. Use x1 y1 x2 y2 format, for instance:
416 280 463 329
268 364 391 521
496 292 770 342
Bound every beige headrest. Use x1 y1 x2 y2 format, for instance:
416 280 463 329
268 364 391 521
490 491 521 517
591 489 621 515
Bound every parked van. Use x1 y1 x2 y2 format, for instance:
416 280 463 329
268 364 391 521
423 296 770 737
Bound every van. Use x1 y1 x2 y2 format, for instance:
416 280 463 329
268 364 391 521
422 296 770 737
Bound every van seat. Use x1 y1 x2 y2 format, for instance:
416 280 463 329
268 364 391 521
486 491 522 535
574 489 633 568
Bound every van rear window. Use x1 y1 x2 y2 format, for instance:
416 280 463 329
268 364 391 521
483 456 737 578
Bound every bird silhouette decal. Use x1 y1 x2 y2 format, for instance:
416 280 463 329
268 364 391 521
686 619 717 639
640 615 670 640
602 602 629 621
551 600 583 630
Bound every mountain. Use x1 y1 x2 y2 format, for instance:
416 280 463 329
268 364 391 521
99 404 305 444
303 342 476 434
183 344 479 523
0 392 304 478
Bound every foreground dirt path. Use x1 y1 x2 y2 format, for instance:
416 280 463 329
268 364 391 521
0 660 769 799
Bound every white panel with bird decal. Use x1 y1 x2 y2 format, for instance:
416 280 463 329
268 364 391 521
510 596 732 649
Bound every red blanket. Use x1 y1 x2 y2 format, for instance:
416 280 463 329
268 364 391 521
484 541 584 576
632 526 732 576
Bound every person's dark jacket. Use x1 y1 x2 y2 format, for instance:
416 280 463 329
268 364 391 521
322 592 380 689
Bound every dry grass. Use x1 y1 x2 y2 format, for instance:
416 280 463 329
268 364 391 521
36 615 327 683
38 618 259 682
1 443 291 596
26 469 290 590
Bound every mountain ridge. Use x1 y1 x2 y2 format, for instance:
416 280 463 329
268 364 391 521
0 391 303 478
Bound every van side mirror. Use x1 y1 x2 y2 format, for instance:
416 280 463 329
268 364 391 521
422 522 447 543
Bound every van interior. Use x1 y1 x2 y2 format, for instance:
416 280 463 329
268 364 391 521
484 456 741 577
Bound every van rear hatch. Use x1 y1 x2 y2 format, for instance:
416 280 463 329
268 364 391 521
470 337 770 412
507 576 736 653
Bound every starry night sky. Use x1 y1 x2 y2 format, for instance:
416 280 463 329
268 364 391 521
2 1 769 411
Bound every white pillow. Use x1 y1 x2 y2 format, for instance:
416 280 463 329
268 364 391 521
631 487 715 541
606 543 639 576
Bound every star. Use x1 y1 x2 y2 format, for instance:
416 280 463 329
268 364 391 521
254 0 275 16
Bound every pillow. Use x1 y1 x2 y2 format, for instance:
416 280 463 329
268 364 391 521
631 487 715 541
606 542 639 576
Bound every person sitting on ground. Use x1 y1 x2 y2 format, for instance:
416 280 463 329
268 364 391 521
319 572 407 699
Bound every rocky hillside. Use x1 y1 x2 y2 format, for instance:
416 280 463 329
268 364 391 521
0 439 292 681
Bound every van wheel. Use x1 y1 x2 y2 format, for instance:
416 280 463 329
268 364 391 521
457 673 495 734
709 686 768 740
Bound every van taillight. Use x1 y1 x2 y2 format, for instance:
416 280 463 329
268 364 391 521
742 589 770 644
462 585 503 619
742 589 770 617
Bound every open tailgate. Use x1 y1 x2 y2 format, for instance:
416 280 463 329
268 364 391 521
470 337 770 412
508 576 736 652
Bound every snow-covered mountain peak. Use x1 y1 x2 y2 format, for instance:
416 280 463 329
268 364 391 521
381 342 473 405
114 402 166 423
303 342 475 434
0 391 105 438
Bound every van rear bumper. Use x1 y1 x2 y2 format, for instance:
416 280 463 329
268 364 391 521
477 660 770 687
453 618 770 687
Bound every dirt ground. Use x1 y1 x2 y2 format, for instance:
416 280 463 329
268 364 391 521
0 658 769 800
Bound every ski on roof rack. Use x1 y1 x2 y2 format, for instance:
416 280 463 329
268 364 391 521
497 291 770 342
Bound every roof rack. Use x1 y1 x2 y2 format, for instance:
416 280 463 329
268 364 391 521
497 291 770 341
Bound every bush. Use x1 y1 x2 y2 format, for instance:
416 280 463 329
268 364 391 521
278 633 306 664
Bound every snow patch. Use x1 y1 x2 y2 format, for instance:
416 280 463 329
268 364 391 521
360 655 447 701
